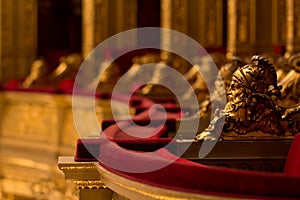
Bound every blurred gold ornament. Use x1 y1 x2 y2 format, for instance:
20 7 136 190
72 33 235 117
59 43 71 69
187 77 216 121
48 53 83 86
22 58 48 88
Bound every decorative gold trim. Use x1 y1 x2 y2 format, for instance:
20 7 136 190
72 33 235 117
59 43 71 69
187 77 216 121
59 165 97 171
59 157 241 199
74 180 106 189
95 162 241 200
58 157 101 180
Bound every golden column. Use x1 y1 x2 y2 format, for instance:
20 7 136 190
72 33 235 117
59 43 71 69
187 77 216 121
188 0 224 49
272 0 287 52
255 0 275 55
81 0 137 57
227 0 256 58
228 0 290 58
285 0 300 57
81 0 109 57
0 0 37 83
161 0 188 51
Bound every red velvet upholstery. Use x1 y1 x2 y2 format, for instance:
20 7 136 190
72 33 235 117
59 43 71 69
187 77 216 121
57 79 75 92
75 139 102 161
101 121 169 140
73 91 300 199
98 139 300 199
102 106 179 132
75 138 174 162
113 94 156 108
3 79 57 94
284 134 300 175
3 87 58 94
4 79 22 89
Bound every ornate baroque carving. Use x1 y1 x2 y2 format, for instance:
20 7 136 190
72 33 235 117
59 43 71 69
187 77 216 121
197 55 300 140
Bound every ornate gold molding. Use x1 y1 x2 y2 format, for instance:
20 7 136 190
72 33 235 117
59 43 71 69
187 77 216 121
58 157 101 180
74 180 106 189
59 156 243 200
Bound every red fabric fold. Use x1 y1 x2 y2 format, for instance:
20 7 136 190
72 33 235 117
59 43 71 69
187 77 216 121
102 106 179 132
101 121 168 140
74 138 174 162
98 139 300 199
284 134 300 175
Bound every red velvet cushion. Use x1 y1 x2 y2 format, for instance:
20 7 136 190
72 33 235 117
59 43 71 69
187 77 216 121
3 79 57 93
113 93 179 113
75 139 102 161
110 94 156 108
130 95 155 108
98 139 300 199
102 121 168 140
74 138 174 162
3 87 57 94
102 106 178 132
4 79 22 89
133 106 181 120
284 134 300 175
57 79 75 92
